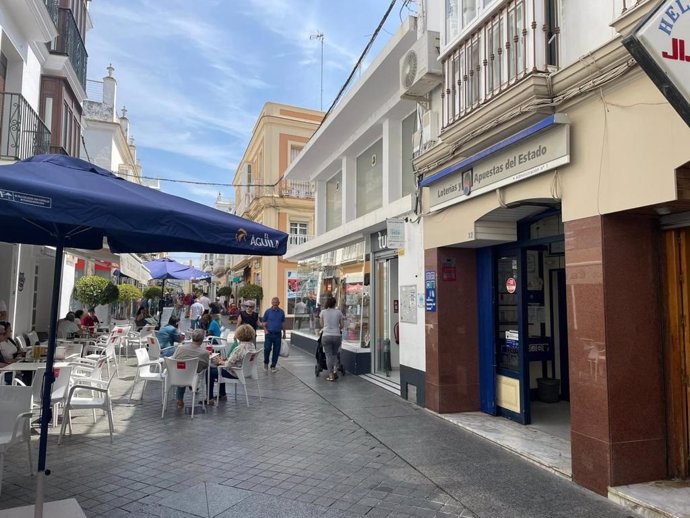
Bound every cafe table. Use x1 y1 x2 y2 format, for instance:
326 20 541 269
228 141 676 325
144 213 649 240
0 360 70 384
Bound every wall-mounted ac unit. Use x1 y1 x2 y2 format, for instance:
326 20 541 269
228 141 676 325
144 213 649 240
400 31 442 99
412 111 440 156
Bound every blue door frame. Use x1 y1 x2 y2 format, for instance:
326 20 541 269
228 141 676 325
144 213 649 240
478 209 565 425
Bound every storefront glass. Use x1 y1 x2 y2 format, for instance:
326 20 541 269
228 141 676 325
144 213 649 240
293 241 368 343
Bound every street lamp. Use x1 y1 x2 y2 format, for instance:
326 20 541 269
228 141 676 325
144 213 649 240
310 31 324 111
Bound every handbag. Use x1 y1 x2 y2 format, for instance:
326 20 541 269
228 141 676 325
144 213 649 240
279 338 290 358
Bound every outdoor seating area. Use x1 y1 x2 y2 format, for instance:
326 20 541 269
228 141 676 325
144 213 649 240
0 320 265 502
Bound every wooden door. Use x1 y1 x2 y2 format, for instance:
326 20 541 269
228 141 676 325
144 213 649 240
664 229 690 478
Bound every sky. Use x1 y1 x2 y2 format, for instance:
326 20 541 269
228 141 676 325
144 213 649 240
86 0 414 265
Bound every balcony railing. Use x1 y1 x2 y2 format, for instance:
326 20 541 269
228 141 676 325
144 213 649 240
287 234 313 248
442 0 555 128
0 93 51 161
50 7 88 89
235 178 314 216
44 0 59 27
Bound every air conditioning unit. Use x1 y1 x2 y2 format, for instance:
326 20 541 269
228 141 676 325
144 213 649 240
400 31 442 99
412 111 440 156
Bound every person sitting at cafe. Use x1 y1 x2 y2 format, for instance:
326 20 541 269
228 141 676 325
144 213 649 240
57 312 81 339
209 324 257 401
157 316 184 357
0 323 28 384
171 329 210 408
206 313 221 339
134 307 149 331
81 308 99 330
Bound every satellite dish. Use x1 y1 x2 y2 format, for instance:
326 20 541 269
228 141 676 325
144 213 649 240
401 50 418 89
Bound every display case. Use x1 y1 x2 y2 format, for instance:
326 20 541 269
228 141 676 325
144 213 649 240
341 275 369 347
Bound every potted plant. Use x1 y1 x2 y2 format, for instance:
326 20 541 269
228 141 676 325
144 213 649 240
238 283 263 310
74 275 119 308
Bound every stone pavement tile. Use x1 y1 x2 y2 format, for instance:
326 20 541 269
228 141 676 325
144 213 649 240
214 493 354 517
158 483 251 517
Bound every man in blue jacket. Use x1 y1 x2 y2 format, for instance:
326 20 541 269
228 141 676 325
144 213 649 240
262 297 286 372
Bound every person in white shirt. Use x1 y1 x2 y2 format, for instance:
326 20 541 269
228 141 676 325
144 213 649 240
199 293 211 312
189 298 204 329
57 312 81 339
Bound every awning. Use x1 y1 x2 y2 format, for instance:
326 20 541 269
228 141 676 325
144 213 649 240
119 253 150 284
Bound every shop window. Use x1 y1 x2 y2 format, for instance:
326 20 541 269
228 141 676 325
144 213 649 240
529 214 563 240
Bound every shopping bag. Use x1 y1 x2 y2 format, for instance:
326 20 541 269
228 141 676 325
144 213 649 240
279 339 290 358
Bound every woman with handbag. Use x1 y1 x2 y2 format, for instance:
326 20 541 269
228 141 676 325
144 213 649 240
319 297 343 381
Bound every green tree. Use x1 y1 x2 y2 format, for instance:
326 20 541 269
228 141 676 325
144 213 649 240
217 286 233 297
238 283 263 304
101 282 120 305
74 276 112 308
118 284 142 303
142 286 162 300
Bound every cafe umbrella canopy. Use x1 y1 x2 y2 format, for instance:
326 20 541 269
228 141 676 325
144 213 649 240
144 257 212 313
0 154 287 517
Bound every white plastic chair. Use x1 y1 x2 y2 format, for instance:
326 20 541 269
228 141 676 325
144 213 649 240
128 348 164 402
215 351 262 407
147 335 174 363
85 328 125 378
13 335 29 354
0 385 33 496
162 357 202 419
49 365 73 427
26 331 40 347
58 372 116 445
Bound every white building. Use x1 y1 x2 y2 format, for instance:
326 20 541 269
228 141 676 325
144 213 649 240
284 12 440 400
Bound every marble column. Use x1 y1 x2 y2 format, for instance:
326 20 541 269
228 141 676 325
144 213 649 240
566 214 666 495
425 247 480 413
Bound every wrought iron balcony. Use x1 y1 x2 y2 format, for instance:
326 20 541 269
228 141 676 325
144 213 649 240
0 92 51 161
235 177 314 216
287 234 313 248
441 0 556 128
44 0 59 27
50 7 88 89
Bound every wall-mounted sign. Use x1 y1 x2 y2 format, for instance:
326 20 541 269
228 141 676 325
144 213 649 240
386 218 405 248
428 122 570 211
623 0 690 126
400 285 417 323
425 271 436 312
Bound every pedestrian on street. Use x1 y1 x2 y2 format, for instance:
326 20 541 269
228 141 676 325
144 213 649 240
189 297 204 329
319 297 343 381
237 300 260 334
262 297 285 372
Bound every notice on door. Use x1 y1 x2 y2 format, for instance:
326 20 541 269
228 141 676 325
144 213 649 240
506 277 517 294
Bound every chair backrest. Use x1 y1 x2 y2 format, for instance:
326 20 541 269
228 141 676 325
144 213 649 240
26 331 40 346
0 386 32 436
110 325 131 343
241 352 260 379
31 367 46 406
64 342 83 359
164 357 199 387
51 365 73 401
14 335 28 352
134 348 154 376
147 335 162 360
139 324 155 339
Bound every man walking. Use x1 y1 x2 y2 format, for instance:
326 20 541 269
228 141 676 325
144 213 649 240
189 298 204 329
262 297 286 372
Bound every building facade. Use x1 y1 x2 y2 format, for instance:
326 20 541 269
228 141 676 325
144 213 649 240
415 0 690 498
229 102 322 319
0 0 92 335
284 14 438 398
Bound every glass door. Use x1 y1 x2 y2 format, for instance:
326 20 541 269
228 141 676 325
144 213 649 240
373 256 400 381
494 248 529 423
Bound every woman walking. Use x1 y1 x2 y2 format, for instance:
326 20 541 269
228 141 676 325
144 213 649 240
319 297 343 381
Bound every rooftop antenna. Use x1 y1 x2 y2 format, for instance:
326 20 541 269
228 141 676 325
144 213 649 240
309 31 325 111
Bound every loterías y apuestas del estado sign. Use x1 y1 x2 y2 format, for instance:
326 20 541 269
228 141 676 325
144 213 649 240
623 0 690 126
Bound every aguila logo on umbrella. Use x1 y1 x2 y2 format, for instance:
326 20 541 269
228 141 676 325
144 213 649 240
236 228 247 242
235 228 280 249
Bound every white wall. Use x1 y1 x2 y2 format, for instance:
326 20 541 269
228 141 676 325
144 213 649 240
82 126 114 170
12 245 37 335
398 220 426 372
560 0 620 68
59 256 76 320
34 248 56 333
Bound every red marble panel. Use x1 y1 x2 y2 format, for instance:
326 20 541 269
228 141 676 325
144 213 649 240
610 439 667 486
571 430 611 495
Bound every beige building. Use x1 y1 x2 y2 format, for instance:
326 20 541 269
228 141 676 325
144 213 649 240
230 103 323 320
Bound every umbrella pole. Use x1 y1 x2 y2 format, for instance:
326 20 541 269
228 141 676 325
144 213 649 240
34 243 64 518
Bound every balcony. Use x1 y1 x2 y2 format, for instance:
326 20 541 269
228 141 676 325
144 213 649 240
50 8 88 90
0 93 51 161
235 177 314 217
441 0 555 130
287 234 313 249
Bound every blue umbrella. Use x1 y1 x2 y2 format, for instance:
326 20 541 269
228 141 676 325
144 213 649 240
0 154 287 516
144 257 212 281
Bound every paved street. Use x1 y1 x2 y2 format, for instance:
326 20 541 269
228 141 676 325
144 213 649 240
0 347 637 518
